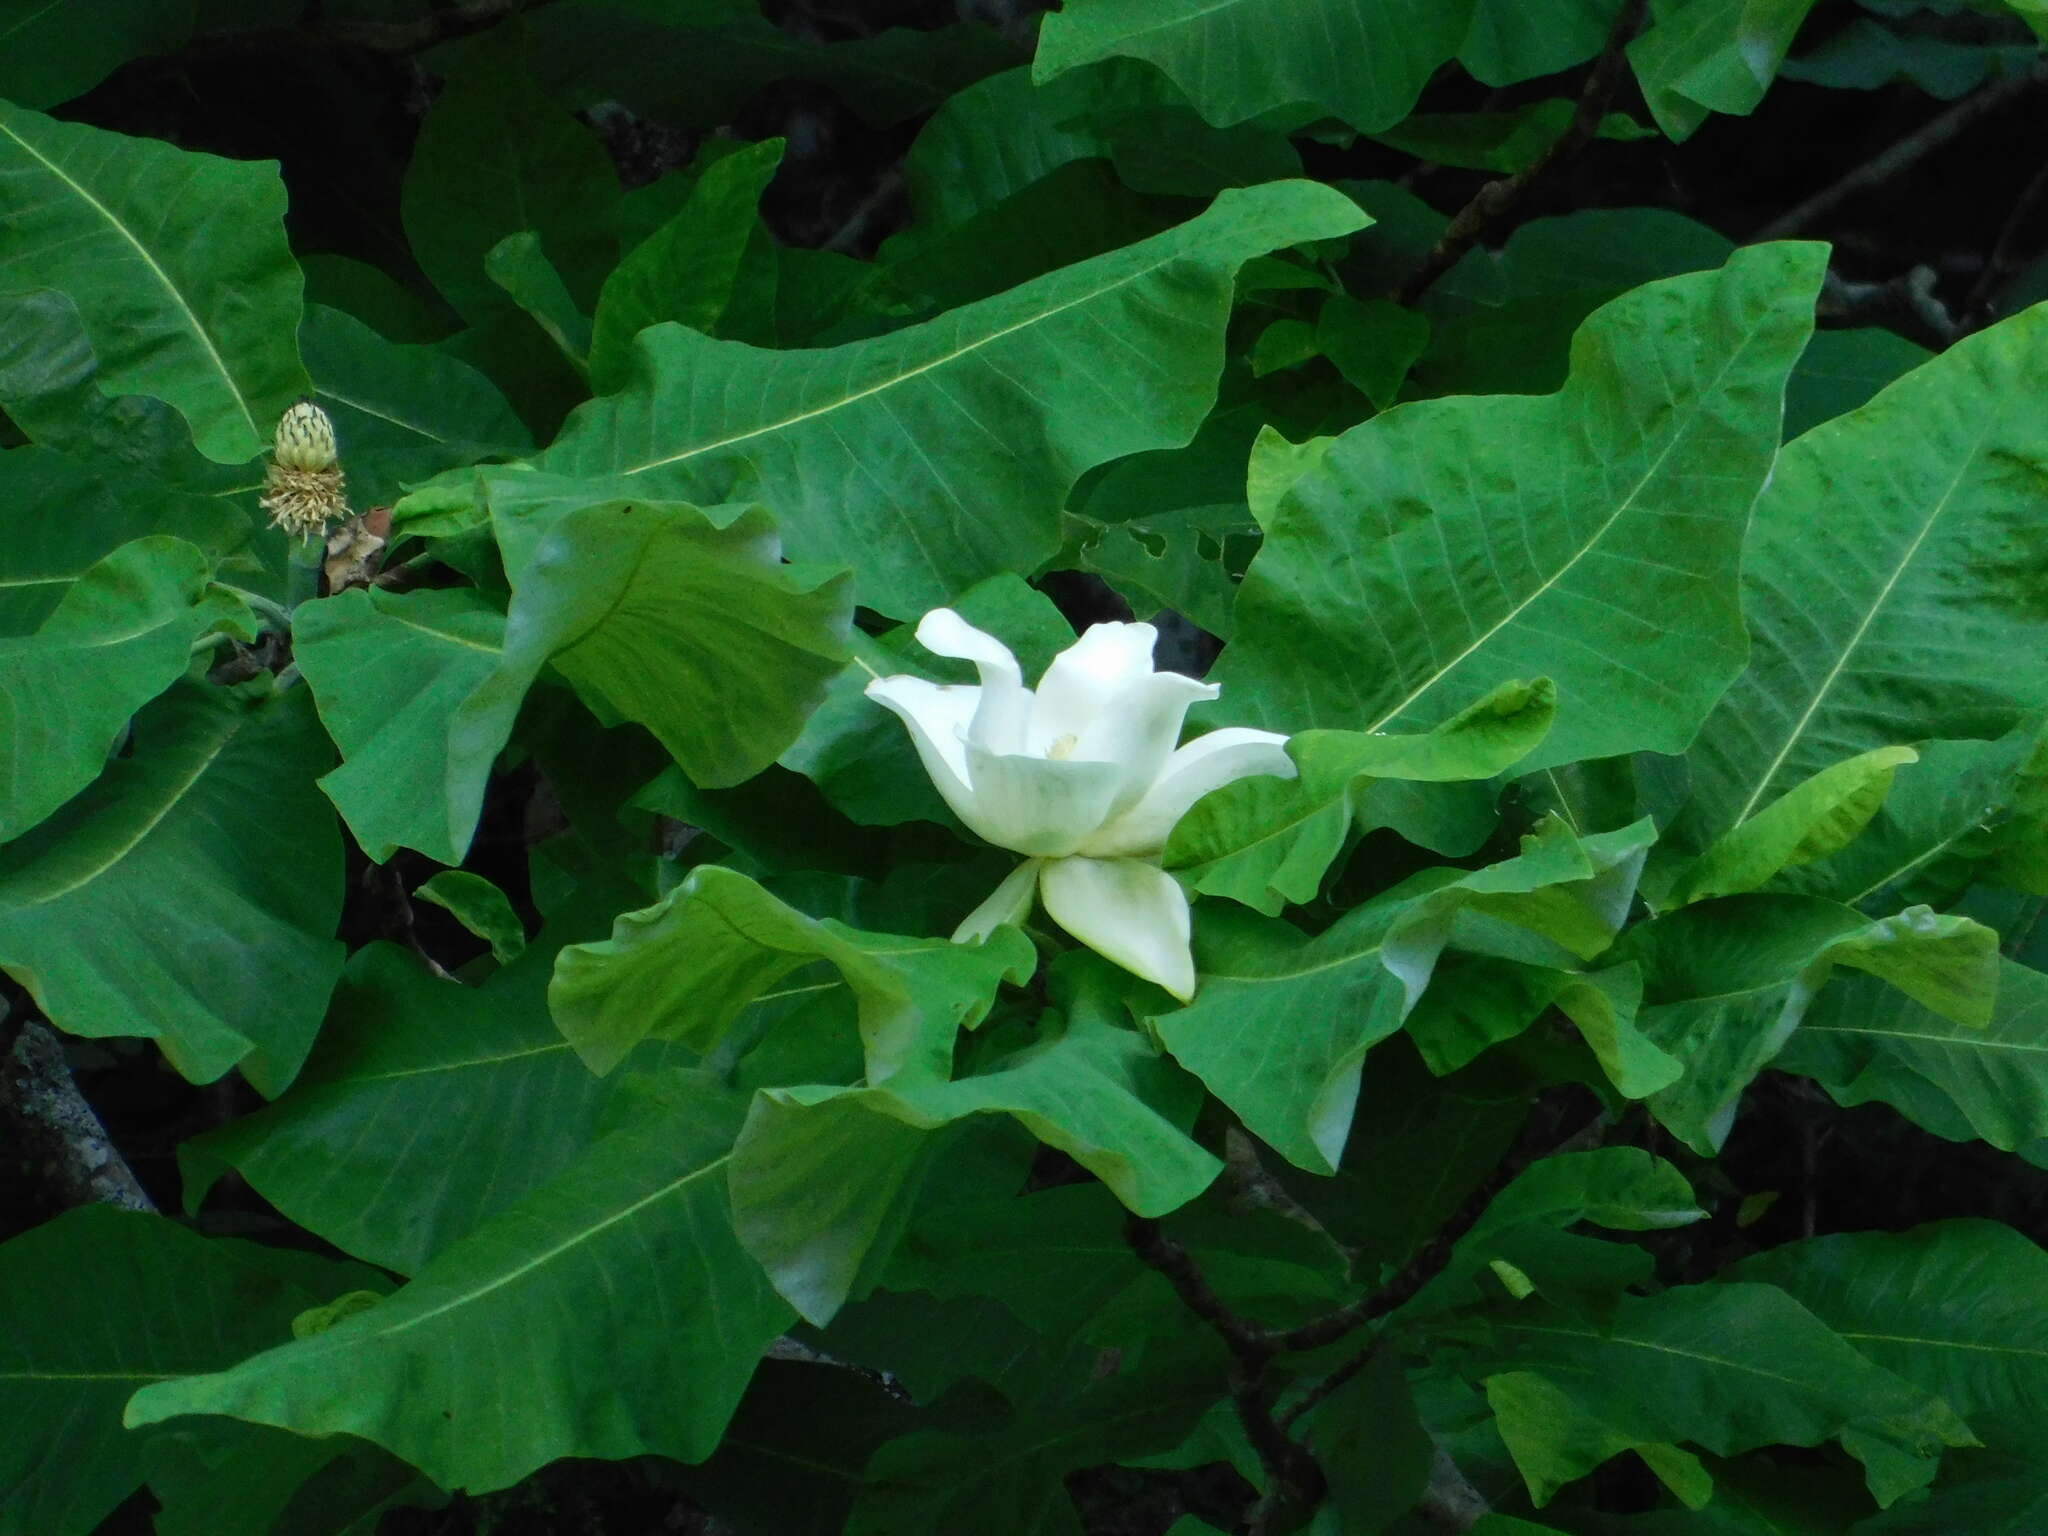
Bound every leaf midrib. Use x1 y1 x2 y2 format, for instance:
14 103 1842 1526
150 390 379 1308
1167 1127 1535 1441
6 711 239 908
1838 1327 2048 1362
0 111 257 447
1803 1020 2048 1055
1364 293 1769 734
1729 411 2000 825
615 208 1272 476
376 1151 731 1336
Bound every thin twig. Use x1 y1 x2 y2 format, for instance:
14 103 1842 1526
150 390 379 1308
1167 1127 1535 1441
1122 1214 1267 1354
314 0 566 53
822 169 905 255
1257 1109 1607 1356
1395 0 1647 306
1962 156 2048 327
1756 61 2048 241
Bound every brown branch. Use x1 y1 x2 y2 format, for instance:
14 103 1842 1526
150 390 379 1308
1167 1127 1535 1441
2 1016 155 1214
1756 60 2048 242
311 0 566 53
1124 1215 1321 1531
1255 1107 1601 1357
1395 0 1648 307
1962 155 2048 328
1125 1099 1605 1530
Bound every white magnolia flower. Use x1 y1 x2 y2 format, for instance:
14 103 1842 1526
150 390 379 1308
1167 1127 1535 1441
865 610 1296 1000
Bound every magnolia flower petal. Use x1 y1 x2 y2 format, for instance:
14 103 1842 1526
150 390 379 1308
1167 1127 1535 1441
1029 621 1164 748
1078 727 1297 858
917 608 1029 755
864 674 982 824
1039 856 1196 1001
951 858 1042 944
1074 671 1221 821
961 744 1125 857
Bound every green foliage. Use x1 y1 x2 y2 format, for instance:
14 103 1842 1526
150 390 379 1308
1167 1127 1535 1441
0 1207 379 1536
3 4 2047 1533
0 100 307 462
1219 244 1826 769
520 180 1364 616
0 683 343 1091
127 1073 795 1491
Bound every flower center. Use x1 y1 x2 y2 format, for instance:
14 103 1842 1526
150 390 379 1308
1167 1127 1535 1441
1046 733 1079 760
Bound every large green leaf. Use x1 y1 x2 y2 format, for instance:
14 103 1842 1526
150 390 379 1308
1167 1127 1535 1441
0 680 344 1091
510 500 851 785
550 864 1034 1080
301 303 532 509
0 447 250 637
1219 243 1826 771
485 230 593 376
880 159 1178 316
1660 745 1921 907
183 932 637 1274
1730 1220 2048 1452
1675 302 2048 844
1852 1451 2048 1533
589 138 784 392
0 0 195 109
0 289 260 515
141 1425 429 1536
900 62 1297 240
296 500 848 864
1777 958 2048 1152
291 586 512 866
880 1180 1346 1344
1461 1283 1975 1506
128 1072 795 1493
1783 326 1932 441
1769 728 2045 910
1461 0 1626 85
398 28 617 324
0 537 241 839
0 1207 358 1536
527 181 1366 616
1486 1372 1713 1510
1410 1147 1703 1321
1621 895 2001 1152
1164 676 1558 915
731 967 1219 1324
1407 955 1681 1098
0 99 308 462
1629 0 1821 141
1033 0 1476 133
1153 819 1650 1173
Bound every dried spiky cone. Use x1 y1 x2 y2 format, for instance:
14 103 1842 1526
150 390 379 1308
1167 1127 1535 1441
260 401 348 537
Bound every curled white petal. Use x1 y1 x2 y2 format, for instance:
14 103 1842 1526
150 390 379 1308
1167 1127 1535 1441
862 674 981 826
959 744 1124 857
1071 670 1219 822
951 858 1042 944
1038 856 1196 1001
916 608 1028 754
1078 727 1297 858
1030 621 1167 748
